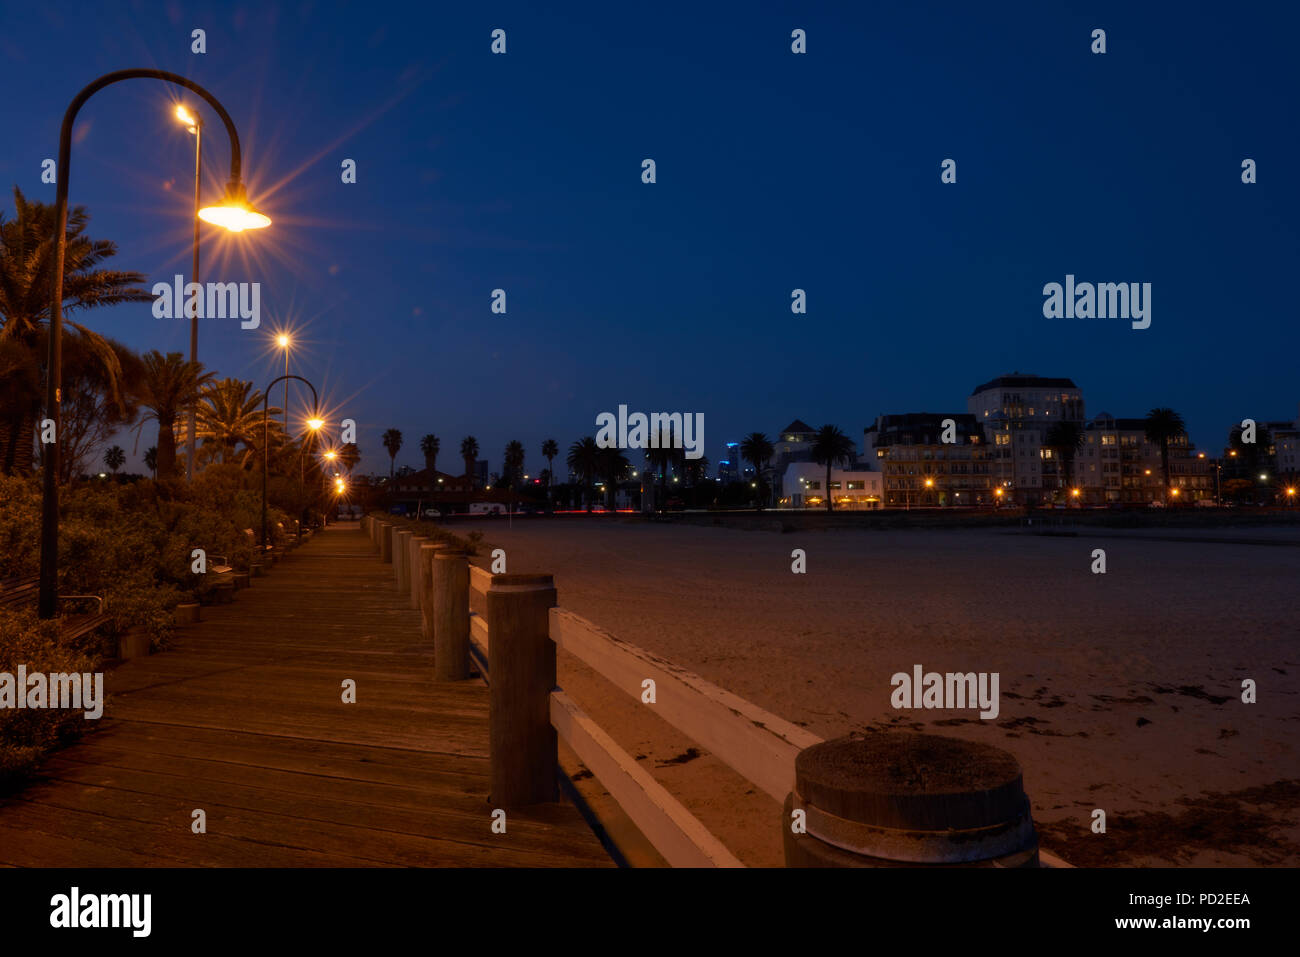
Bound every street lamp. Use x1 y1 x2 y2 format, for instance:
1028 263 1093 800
276 334 294 434
39 69 269 618
174 103 203 483
260 374 319 549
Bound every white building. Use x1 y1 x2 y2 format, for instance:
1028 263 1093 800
781 462 883 509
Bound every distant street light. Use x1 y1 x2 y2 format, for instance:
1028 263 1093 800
260 373 319 548
276 334 294 433
40 68 268 618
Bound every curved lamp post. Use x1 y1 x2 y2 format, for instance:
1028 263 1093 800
261 374 319 549
39 69 270 618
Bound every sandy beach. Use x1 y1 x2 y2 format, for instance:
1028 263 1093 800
458 517 1300 867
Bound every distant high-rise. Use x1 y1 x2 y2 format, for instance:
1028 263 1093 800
719 442 741 483
967 373 1083 505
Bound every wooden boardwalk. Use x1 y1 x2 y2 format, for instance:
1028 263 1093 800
0 524 612 867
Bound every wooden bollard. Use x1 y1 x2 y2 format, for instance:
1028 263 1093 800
394 529 413 589
487 574 558 806
380 523 394 563
418 543 449 640
783 732 1040 867
408 535 430 610
432 550 470 682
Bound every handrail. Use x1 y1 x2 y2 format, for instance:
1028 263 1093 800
549 608 822 803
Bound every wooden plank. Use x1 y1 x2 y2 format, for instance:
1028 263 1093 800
550 690 743 868
470 565 492 596
0 526 611 868
550 607 823 803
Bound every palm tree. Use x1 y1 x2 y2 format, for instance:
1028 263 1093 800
143 446 157 479
104 444 125 476
503 439 525 487
542 438 558 504
338 442 360 475
597 445 630 510
195 378 282 468
1144 408 1186 503
134 351 213 480
740 432 775 509
420 434 440 475
1045 421 1085 498
810 424 856 512
567 437 601 511
460 436 479 484
0 187 150 475
382 428 403 481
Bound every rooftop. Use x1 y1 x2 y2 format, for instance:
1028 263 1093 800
971 373 1078 395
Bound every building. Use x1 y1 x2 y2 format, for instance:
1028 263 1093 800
781 461 882 509
864 413 992 507
392 468 475 496
718 442 741 483
1078 414 1211 504
1266 413 1300 479
768 419 818 501
967 373 1085 505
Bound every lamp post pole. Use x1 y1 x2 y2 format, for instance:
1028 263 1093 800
261 374 318 549
40 69 256 619
186 115 202 482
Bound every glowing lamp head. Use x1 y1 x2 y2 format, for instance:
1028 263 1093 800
175 104 198 133
1071 488 1080 497
307 417 324 432
198 181 271 232
276 334 291 349
324 450 337 461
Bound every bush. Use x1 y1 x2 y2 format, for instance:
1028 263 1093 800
0 606 99 788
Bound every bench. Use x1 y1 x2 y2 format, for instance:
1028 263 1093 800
204 556 237 603
0 575 112 641
243 528 273 572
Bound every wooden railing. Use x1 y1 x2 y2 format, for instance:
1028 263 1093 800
364 513 817 866
363 514 1066 869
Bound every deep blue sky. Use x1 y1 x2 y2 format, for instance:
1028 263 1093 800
2 1 1296 475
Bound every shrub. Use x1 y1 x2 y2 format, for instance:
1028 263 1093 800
0 607 100 788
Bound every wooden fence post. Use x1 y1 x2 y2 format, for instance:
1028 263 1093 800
394 529 413 589
408 535 429 609
487 573 558 806
379 523 394 563
432 550 470 681
419 543 449 640
783 733 1040 867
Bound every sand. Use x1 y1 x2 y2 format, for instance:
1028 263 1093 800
460 517 1300 867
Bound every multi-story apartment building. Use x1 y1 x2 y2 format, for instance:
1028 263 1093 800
864 412 993 507
967 373 1084 505
1078 414 1211 504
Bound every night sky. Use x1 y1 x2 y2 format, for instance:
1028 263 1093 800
1 1 1296 475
